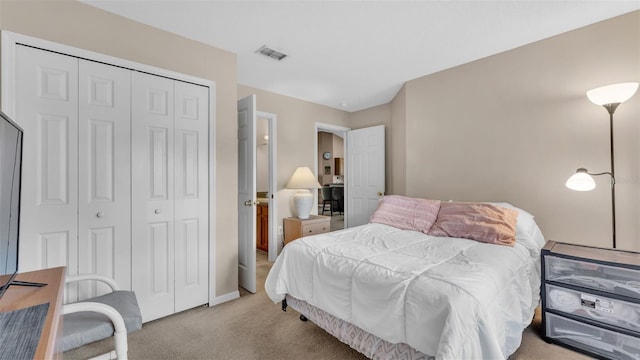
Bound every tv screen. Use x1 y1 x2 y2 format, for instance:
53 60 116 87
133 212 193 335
0 111 23 298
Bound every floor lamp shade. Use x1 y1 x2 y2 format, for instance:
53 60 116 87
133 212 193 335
586 82 639 106
286 167 321 219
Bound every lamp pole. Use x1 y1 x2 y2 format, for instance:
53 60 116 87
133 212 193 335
604 103 619 249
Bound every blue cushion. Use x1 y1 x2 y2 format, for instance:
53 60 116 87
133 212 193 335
62 290 142 352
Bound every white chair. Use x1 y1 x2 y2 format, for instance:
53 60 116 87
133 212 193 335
62 275 142 360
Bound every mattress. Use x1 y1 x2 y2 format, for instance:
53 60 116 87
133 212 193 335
265 219 545 360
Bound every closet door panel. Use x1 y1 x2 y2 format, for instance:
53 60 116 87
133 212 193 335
132 72 175 322
78 60 131 299
174 81 209 312
15 46 79 300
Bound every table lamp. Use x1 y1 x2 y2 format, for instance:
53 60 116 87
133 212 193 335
286 166 321 219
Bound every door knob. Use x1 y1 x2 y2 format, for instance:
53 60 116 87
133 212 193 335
154 209 161 214
244 200 253 207
377 192 384 197
96 212 104 218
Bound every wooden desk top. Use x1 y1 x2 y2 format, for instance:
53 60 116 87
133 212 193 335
0 267 65 359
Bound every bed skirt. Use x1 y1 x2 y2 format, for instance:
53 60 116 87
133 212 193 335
285 295 433 360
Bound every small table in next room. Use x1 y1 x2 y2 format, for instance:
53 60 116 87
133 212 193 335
283 215 330 245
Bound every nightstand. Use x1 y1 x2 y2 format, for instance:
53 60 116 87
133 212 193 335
283 215 330 245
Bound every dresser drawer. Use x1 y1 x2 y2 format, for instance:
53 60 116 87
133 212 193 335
283 216 331 245
546 284 640 333
545 255 640 300
302 222 329 236
545 312 640 360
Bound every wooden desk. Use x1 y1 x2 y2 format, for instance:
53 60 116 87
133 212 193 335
0 267 65 359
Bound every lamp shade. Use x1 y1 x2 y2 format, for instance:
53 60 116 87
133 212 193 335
566 169 596 191
286 167 321 219
586 82 639 106
286 167 321 189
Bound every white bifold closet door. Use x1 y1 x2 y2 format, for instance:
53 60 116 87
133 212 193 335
15 45 131 302
131 72 209 322
15 44 209 320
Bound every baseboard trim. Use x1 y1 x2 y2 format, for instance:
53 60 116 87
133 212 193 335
209 290 240 306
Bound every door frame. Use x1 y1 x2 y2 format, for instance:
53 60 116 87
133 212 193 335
257 111 278 262
315 122 350 228
1 31 221 305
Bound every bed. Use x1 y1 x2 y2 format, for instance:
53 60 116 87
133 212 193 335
265 198 546 360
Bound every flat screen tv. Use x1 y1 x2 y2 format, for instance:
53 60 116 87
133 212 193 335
0 111 23 298
0 111 45 298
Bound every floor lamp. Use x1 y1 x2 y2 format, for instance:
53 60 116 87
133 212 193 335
566 82 639 249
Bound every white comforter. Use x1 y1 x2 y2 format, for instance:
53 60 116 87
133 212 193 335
265 222 544 360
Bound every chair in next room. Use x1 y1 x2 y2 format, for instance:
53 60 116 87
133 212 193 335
321 186 338 215
331 186 344 215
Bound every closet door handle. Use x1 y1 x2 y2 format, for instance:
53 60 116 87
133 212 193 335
96 212 104 218
154 209 161 214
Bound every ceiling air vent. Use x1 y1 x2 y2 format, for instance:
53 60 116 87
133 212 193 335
255 45 287 61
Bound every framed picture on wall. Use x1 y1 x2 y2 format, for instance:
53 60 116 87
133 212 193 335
324 165 331 175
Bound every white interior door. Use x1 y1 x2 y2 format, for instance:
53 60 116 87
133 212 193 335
77 59 131 299
15 45 80 300
237 95 256 293
347 125 385 227
174 81 209 312
131 71 175 322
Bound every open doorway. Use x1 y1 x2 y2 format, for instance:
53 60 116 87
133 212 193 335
315 123 349 231
257 112 277 263
237 94 277 293
315 123 386 231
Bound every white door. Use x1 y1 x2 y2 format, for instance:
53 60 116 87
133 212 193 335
131 72 176 322
174 81 209 312
15 46 80 299
347 125 385 227
77 59 131 299
237 95 256 293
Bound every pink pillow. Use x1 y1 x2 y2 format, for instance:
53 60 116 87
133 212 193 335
369 195 441 233
428 202 518 247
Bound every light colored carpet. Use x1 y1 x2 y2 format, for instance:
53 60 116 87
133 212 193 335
65 251 591 360
330 214 344 232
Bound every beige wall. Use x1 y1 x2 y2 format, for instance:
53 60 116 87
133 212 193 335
402 11 640 251
0 1 240 296
238 85 349 247
389 86 407 196
318 132 333 184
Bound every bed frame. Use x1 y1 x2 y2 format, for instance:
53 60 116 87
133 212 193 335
282 295 432 360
